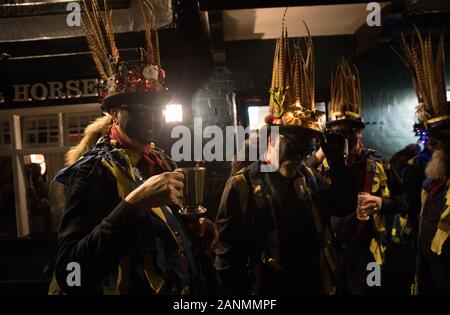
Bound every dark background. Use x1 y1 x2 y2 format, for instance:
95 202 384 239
1 0 449 294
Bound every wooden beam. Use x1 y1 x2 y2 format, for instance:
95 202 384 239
0 0 130 18
199 0 378 11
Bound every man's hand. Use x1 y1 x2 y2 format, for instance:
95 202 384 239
183 216 219 253
197 217 219 252
125 171 184 217
315 147 325 164
321 131 346 168
358 193 382 219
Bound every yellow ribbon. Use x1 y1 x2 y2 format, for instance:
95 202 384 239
431 180 450 255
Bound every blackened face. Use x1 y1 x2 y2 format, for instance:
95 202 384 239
118 104 162 144
327 125 361 155
278 133 315 163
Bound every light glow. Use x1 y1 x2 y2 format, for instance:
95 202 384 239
248 106 269 130
30 154 46 175
163 104 183 123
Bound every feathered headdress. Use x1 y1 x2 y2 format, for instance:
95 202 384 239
82 0 172 112
398 28 449 133
327 58 364 129
266 13 323 134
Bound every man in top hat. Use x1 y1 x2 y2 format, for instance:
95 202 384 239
50 0 218 295
399 30 450 294
215 24 355 294
308 58 401 294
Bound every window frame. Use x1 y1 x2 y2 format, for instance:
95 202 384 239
0 103 101 238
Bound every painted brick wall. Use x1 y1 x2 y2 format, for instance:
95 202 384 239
191 37 450 159
356 43 450 158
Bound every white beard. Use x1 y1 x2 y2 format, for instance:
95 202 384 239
425 149 448 180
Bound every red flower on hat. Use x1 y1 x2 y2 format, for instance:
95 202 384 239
265 114 275 125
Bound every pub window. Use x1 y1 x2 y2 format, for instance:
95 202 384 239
22 115 59 147
0 119 11 146
64 112 100 145
248 105 269 131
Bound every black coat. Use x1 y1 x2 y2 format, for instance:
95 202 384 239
215 161 355 294
53 138 216 294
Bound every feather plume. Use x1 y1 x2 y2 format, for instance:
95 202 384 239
269 14 316 120
330 58 361 116
81 0 119 78
142 0 161 67
397 27 448 122
139 0 155 64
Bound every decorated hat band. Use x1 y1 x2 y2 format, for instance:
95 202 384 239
424 115 450 130
330 110 361 120
82 0 171 112
265 15 323 136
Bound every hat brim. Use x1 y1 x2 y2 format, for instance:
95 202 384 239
102 91 174 112
427 117 450 139
326 118 365 130
269 124 324 141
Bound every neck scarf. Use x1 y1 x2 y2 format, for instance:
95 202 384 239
110 124 163 175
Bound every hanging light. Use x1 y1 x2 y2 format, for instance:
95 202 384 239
163 104 183 123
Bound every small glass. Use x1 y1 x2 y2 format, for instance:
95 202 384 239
357 192 370 221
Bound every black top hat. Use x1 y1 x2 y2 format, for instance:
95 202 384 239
265 20 325 140
100 60 174 112
83 0 172 112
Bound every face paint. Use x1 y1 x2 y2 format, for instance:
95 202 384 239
118 104 162 144
327 125 361 157
278 134 314 163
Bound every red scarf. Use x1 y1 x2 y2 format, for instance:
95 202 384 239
110 124 163 175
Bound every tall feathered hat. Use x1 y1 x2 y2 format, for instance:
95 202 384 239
326 58 364 129
398 28 450 137
265 16 325 139
82 0 172 112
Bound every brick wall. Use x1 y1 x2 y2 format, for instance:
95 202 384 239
191 37 450 160
357 43 450 158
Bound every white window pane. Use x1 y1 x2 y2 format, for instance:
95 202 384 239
64 112 101 145
22 115 59 147
248 106 269 130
